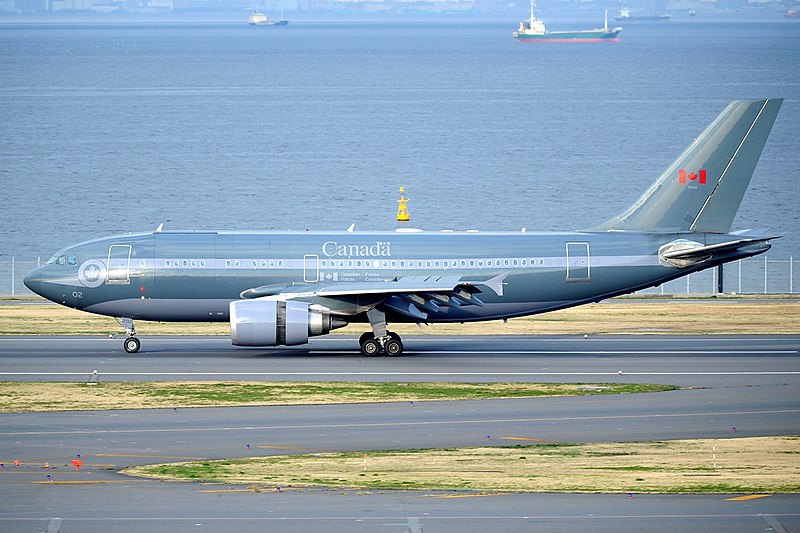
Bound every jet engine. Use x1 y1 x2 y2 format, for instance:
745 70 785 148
229 300 347 346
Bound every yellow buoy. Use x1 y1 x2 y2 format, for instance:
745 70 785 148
396 186 410 222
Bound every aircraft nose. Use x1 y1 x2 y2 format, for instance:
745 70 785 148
23 267 45 296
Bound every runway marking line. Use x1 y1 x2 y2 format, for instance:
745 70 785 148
2 408 799 437
197 488 287 493
502 436 550 442
94 453 206 460
2 370 799 377
31 480 146 485
257 445 321 451
197 489 260 493
425 493 506 499
726 494 772 501
0 470 110 475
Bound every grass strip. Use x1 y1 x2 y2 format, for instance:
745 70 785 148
0 300 798 335
124 436 800 494
0 381 676 413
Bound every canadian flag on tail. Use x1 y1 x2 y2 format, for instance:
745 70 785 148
679 169 707 185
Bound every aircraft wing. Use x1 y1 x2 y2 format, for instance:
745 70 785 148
239 273 508 320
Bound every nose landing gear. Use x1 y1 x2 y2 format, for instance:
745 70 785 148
124 336 141 353
119 318 141 353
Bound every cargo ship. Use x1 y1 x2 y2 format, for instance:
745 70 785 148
614 8 670 21
513 4 621 42
248 10 289 26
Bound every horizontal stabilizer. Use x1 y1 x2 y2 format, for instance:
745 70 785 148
659 236 775 267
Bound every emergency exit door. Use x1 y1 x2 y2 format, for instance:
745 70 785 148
107 244 132 284
566 242 590 283
304 254 319 283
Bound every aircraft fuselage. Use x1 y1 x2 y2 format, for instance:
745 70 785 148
25 229 769 323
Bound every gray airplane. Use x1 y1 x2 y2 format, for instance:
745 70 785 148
24 99 782 356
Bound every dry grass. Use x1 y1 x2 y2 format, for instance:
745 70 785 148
0 381 674 413
124 436 800 494
1 298 798 335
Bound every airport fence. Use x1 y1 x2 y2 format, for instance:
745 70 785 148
0 255 796 297
635 255 796 295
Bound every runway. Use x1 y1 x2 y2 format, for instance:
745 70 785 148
0 334 798 532
1 334 798 387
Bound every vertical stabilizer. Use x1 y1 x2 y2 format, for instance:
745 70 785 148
590 99 782 233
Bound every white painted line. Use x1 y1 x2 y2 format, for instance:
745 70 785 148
2 409 799 437
5 513 800 522
762 514 789 533
0 371 798 376
400 350 799 355
46 518 62 533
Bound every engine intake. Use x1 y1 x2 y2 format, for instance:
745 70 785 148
229 300 346 347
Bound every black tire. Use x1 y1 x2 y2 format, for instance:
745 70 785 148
384 338 403 357
361 338 380 357
359 332 373 347
124 337 141 354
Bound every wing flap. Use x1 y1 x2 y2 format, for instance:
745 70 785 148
239 273 508 320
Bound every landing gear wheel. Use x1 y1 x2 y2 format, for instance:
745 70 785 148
361 338 380 357
384 338 404 357
124 337 141 354
359 332 373 347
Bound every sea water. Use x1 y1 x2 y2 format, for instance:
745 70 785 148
1 21 798 264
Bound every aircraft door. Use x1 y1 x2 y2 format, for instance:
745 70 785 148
303 254 319 283
566 242 590 283
106 244 132 284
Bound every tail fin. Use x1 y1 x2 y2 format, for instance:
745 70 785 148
590 98 782 234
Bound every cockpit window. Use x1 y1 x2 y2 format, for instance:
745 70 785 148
46 255 76 266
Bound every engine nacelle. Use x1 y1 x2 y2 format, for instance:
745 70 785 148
229 299 346 347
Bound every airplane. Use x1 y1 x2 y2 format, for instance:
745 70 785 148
24 98 782 356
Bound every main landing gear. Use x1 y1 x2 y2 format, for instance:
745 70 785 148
359 331 404 357
360 308 404 356
119 318 140 354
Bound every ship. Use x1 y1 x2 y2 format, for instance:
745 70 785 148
614 8 670 21
513 4 621 42
248 10 289 26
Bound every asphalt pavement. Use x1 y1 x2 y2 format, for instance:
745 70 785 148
0 334 798 532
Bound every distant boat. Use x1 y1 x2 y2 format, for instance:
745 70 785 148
248 10 289 26
614 8 670 21
513 4 621 42
786 8 799 18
